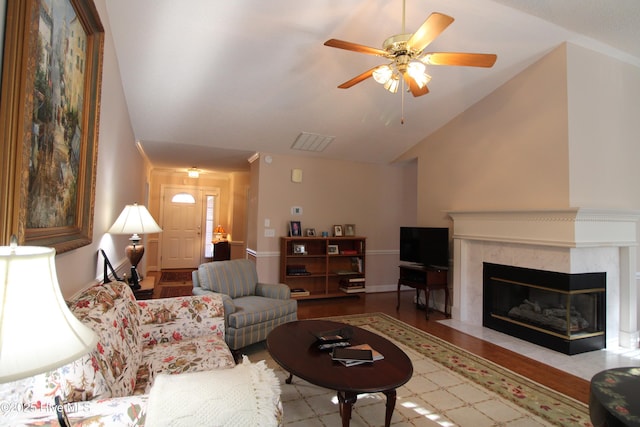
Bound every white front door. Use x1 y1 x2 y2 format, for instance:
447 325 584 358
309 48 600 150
160 186 202 269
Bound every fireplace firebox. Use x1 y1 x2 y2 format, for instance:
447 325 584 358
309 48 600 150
483 263 606 355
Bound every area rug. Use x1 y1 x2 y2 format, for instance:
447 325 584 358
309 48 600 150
159 269 195 283
244 313 591 427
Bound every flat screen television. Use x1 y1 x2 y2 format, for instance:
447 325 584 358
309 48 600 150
400 227 449 268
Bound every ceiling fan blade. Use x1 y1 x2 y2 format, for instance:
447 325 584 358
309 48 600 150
424 52 497 67
324 39 388 57
337 66 379 89
407 12 454 54
402 72 429 97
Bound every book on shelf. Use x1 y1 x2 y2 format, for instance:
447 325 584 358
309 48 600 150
339 277 365 294
287 265 310 275
339 277 365 293
340 276 365 283
290 288 310 297
340 286 365 294
334 269 358 276
341 249 358 255
351 257 363 273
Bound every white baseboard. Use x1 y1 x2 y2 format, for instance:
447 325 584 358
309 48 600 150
366 284 397 293
366 284 427 293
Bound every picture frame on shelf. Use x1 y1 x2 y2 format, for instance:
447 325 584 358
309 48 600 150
305 228 316 237
333 225 343 237
0 0 104 252
293 244 306 254
328 244 339 255
289 221 302 236
344 224 356 236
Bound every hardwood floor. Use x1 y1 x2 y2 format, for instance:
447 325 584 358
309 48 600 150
296 291 590 404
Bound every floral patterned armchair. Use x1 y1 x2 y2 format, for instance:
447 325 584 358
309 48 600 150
0 281 282 426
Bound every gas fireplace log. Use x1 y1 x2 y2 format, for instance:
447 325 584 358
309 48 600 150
508 303 589 332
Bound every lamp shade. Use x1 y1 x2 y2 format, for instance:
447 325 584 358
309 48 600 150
0 245 98 382
108 203 162 236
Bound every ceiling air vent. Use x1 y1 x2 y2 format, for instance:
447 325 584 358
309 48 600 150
291 132 335 152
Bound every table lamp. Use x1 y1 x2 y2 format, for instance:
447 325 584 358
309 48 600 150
0 238 98 426
108 203 162 289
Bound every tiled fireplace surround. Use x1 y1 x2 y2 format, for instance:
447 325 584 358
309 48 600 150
448 209 640 349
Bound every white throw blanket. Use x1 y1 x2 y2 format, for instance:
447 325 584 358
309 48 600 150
145 356 281 427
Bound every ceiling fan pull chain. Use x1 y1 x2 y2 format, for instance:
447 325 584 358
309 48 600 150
401 80 405 125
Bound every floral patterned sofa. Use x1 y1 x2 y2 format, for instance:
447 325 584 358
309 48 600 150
0 281 282 426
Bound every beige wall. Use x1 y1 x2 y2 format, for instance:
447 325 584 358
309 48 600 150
247 156 260 253
250 153 416 288
55 0 146 296
228 172 250 245
399 44 571 221
567 44 640 209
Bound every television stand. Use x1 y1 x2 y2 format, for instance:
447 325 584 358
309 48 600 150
397 264 450 320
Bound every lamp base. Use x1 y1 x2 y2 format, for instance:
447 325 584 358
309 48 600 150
125 243 144 290
128 266 141 290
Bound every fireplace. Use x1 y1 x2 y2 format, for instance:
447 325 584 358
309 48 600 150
448 209 640 350
483 263 606 355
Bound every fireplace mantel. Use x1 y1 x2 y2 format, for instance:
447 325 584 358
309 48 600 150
448 208 640 348
448 208 639 248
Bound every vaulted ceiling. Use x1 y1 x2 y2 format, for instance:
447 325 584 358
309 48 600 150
105 0 640 173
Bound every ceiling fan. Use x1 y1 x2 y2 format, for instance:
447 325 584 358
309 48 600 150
324 0 497 97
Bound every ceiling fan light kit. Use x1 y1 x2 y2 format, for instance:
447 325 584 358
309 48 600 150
324 1 497 101
372 65 392 84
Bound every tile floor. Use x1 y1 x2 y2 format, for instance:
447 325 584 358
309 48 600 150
439 319 640 381
256 342 557 427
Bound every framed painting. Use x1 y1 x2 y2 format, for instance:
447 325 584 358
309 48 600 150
0 0 104 253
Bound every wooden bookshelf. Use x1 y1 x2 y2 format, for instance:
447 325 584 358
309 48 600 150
280 236 366 299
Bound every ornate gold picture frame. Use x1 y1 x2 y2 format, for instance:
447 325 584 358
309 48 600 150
0 0 104 253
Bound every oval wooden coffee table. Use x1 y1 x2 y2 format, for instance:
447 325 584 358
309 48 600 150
266 319 413 427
